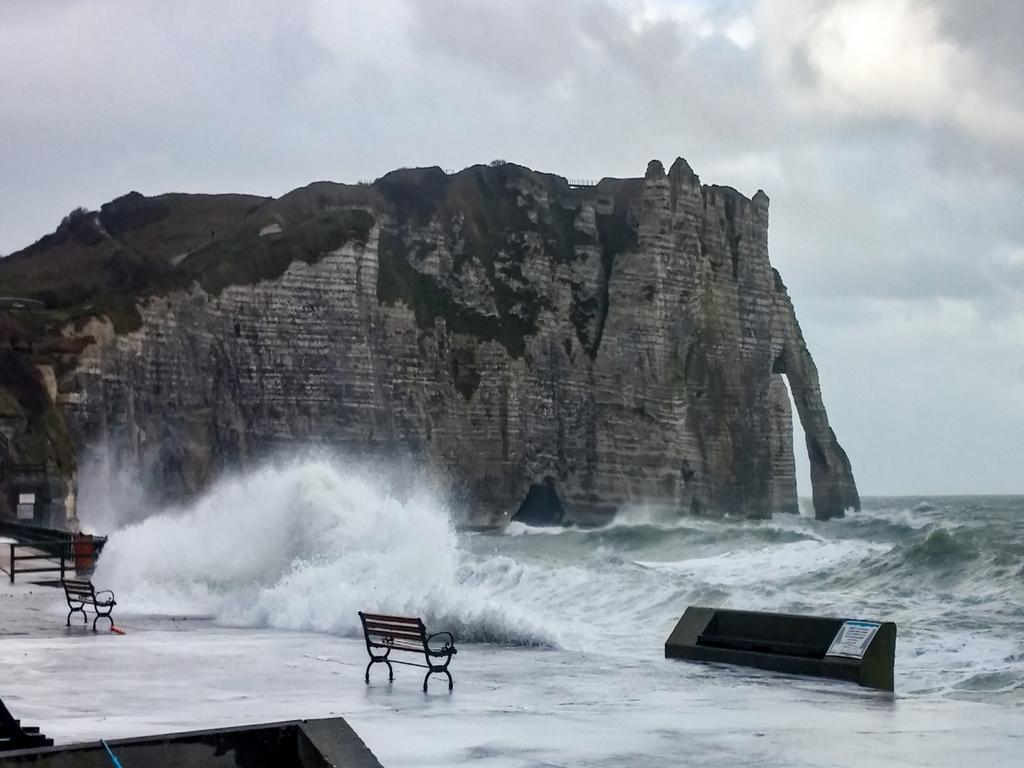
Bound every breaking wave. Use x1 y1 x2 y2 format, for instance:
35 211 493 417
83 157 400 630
90 461 1024 697
94 458 554 645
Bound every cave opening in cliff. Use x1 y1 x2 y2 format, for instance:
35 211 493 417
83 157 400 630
511 479 565 527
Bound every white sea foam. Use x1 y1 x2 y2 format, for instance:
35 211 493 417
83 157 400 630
88 461 1024 697
87 460 886 652
605 503 689 529
635 538 889 587
852 505 938 530
77 442 153 534
94 458 553 645
502 521 568 536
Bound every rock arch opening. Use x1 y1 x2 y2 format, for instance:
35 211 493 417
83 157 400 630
774 374 806 518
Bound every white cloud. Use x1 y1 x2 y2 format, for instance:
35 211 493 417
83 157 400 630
621 0 715 37
306 0 414 64
756 0 1024 145
724 15 757 49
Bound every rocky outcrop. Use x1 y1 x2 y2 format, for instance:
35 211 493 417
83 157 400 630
7 158 858 525
0 347 78 528
769 271 860 517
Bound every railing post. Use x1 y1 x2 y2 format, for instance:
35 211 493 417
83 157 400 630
60 554 65 582
9 543 14 583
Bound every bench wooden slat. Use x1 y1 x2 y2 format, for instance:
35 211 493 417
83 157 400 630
360 618 423 626
364 626 424 637
367 638 425 650
364 626 423 638
363 626 422 636
364 618 423 630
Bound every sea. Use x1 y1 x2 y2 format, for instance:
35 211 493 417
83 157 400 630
30 456 1018 765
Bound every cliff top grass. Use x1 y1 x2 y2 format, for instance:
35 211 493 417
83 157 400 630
0 185 377 333
0 159 761 341
0 164 647 352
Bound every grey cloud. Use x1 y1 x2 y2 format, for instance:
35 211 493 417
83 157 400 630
935 0 1024 104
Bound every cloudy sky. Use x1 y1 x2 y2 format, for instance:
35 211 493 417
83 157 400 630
1 0 1021 495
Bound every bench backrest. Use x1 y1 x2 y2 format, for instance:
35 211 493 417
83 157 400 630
358 612 427 651
62 579 95 599
702 609 842 654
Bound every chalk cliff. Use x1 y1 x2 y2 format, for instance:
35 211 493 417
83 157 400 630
0 158 858 525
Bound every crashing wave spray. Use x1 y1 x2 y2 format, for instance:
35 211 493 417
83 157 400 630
93 457 552 644
91 459 1024 695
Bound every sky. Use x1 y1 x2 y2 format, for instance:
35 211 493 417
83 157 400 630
1 0 1021 496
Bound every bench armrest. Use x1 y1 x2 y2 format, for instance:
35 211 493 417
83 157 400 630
94 590 116 604
426 631 455 652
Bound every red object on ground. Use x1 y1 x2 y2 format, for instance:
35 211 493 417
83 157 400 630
110 626 125 635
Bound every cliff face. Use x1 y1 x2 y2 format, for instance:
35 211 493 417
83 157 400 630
0 345 77 527
4 158 859 526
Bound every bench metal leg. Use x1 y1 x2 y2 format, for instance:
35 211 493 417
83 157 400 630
92 610 114 633
423 666 454 692
364 657 393 684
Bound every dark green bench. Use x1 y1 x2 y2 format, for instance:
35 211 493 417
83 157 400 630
62 578 116 632
358 612 457 692
665 606 897 690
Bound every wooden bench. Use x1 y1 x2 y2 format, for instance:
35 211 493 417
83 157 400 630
0 698 52 752
62 578 116 632
358 612 457 692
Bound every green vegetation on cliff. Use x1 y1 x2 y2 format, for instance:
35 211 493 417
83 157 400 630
187 207 375 295
0 163 643 358
0 187 379 333
375 164 639 362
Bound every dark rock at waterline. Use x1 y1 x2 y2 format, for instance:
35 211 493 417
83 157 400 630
0 158 858 526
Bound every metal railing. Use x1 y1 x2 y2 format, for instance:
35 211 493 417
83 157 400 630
6 541 72 583
0 522 106 583
0 519 71 544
